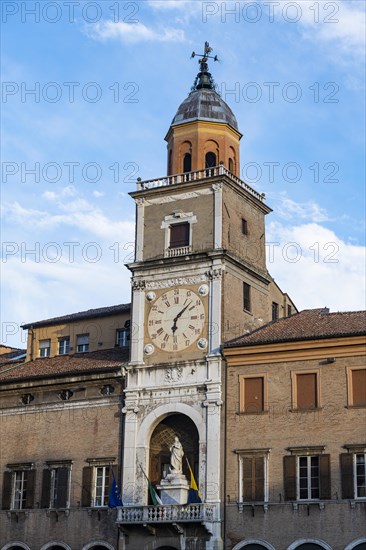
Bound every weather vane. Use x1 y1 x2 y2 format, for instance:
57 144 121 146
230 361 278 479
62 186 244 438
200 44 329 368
191 41 219 69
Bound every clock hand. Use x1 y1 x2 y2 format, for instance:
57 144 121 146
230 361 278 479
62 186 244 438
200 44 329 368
174 301 192 322
171 301 192 334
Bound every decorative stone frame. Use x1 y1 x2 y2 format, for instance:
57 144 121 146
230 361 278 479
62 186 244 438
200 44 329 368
234 448 271 507
161 211 197 256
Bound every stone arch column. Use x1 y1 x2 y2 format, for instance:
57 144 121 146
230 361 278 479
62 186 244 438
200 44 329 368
131 403 205 504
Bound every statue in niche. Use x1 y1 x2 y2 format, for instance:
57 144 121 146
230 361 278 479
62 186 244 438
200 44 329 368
170 435 184 474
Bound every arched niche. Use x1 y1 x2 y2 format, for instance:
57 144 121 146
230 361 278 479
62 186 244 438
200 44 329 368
232 540 275 550
287 540 333 550
149 413 199 490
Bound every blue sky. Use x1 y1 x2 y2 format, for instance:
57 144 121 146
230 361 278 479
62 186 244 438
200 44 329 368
1 0 365 348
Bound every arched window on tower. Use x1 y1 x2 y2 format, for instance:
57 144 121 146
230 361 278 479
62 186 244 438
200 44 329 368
168 149 172 176
205 152 217 176
228 158 234 173
183 153 192 175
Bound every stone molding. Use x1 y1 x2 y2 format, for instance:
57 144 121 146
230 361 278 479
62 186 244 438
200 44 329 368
145 275 207 290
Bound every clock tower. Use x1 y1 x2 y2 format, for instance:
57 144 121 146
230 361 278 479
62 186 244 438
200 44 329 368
119 43 296 550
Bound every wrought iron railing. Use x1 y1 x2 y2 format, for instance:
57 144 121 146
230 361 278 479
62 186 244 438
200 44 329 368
116 503 216 524
136 165 265 202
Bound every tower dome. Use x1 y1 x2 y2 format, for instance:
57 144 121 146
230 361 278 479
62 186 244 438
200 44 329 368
165 42 242 177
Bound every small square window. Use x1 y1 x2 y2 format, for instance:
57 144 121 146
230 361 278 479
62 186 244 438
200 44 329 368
39 339 50 358
242 219 248 235
77 334 89 353
116 328 130 348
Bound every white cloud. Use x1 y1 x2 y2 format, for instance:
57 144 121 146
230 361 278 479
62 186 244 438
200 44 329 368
271 194 330 223
267 221 366 312
279 0 365 63
86 20 185 44
93 190 104 198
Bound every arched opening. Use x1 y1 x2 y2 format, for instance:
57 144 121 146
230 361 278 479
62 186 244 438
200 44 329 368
183 153 192 173
232 541 275 550
2 545 31 550
149 413 199 503
347 545 366 550
168 149 172 176
287 541 332 550
228 158 234 172
205 152 217 168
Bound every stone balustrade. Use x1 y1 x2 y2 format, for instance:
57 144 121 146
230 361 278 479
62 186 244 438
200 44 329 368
116 503 216 524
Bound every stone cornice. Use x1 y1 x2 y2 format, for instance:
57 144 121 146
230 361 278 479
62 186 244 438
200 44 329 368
223 335 366 365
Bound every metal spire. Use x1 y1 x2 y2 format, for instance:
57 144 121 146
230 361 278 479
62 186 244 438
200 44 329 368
190 41 218 91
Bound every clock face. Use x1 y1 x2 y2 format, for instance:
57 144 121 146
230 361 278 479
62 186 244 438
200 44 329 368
147 288 206 352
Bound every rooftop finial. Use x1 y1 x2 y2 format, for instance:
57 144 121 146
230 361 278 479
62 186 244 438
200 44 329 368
190 41 218 91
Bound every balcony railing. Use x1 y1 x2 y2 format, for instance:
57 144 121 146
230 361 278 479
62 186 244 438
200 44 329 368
116 503 216 524
165 246 192 258
136 165 265 202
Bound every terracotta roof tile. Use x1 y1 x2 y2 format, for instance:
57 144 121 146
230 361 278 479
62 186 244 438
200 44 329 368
0 349 26 365
0 348 129 383
21 303 131 329
224 308 366 348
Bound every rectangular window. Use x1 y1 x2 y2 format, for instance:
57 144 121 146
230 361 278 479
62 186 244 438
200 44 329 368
347 368 366 406
240 375 267 413
242 219 248 235
284 451 330 501
2 465 36 510
94 466 110 507
297 373 318 409
272 302 279 321
236 450 269 504
39 339 50 357
77 334 89 353
58 338 70 355
340 448 366 499
243 282 251 312
298 456 319 500
116 328 130 348
41 464 71 508
170 222 190 248
355 453 366 498
287 305 292 316
13 470 28 509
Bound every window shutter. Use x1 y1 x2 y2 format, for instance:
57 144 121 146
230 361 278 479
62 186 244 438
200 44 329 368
41 469 51 508
297 373 317 409
340 453 354 499
2 471 13 510
81 466 93 507
352 369 366 406
170 223 189 248
56 467 69 508
244 377 263 413
242 457 253 500
283 455 297 501
25 470 36 509
319 454 331 499
255 457 265 501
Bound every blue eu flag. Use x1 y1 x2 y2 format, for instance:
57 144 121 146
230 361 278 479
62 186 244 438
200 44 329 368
108 469 123 507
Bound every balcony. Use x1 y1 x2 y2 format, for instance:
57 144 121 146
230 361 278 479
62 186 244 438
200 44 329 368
165 246 192 258
135 165 265 202
116 503 217 525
